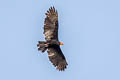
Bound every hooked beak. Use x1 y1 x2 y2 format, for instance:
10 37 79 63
60 42 64 45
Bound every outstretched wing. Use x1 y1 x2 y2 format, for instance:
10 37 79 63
44 7 58 41
47 45 68 71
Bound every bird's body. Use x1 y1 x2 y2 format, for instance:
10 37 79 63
37 7 68 71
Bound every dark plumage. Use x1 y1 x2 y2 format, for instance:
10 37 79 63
37 7 68 71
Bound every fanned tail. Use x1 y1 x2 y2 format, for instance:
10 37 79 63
37 41 48 52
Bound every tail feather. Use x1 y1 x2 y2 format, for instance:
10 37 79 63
37 41 48 52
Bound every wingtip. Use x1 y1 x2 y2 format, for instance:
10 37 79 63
56 64 67 71
45 6 58 16
49 6 57 12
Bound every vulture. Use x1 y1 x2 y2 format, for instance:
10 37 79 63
37 7 68 71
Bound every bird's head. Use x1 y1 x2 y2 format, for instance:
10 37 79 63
59 42 64 45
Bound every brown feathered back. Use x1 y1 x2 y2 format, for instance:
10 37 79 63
38 7 68 71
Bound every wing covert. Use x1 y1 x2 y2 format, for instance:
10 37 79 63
47 45 68 71
44 7 58 41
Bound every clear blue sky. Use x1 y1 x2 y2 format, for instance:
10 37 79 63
0 0 120 80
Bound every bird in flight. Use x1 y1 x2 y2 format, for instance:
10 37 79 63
37 7 68 71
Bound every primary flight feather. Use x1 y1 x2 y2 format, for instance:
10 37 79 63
37 7 68 71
